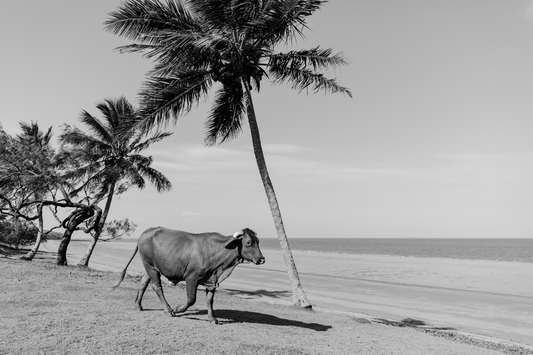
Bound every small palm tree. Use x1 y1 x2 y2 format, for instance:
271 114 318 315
106 0 351 307
60 96 172 267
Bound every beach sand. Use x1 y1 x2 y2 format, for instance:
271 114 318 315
42 239 533 347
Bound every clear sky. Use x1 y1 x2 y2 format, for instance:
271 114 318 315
1 1 532 238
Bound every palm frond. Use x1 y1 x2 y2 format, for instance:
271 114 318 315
188 0 262 30
96 100 119 130
104 0 196 42
99 97 130 129
138 69 214 131
118 156 153 191
131 132 173 153
115 43 160 55
127 153 152 166
78 110 113 144
126 169 146 191
148 31 229 77
106 0 214 77
268 65 352 97
135 163 172 192
59 125 112 153
249 0 325 45
268 47 348 72
115 26 228 78
187 0 228 27
205 83 246 146
108 1 249 78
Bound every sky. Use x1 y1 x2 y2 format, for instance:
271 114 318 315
1 1 532 239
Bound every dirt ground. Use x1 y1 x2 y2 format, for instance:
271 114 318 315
0 246 530 355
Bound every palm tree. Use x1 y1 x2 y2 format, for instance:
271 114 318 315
59 96 173 267
105 0 351 308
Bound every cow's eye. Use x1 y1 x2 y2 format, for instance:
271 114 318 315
245 241 252 246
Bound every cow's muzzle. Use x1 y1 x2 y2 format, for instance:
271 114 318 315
254 257 265 265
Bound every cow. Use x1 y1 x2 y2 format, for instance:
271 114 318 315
112 227 265 324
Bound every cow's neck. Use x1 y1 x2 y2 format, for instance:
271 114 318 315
203 241 242 290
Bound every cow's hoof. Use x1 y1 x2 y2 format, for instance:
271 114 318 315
136 306 143 311
209 317 219 325
168 311 177 317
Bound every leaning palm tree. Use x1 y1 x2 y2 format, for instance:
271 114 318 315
105 0 351 308
60 96 173 267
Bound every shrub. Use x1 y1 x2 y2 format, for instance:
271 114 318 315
0 218 38 248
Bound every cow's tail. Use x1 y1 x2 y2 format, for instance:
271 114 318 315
111 245 139 289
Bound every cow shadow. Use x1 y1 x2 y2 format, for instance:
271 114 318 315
184 309 332 332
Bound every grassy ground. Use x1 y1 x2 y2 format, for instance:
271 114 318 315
0 245 530 355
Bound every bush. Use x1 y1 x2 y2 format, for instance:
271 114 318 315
0 219 38 248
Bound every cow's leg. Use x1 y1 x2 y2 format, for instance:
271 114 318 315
144 267 174 316
174 278 197 315
206 289 218 324
134 274 151 311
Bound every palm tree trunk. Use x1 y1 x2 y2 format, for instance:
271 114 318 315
77 183 115 267
20 202 44 261
242 81 312 309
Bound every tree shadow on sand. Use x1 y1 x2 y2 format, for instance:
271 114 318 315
184 309 332 332
375 317 456 331
0 243 55 260
224 288 292 299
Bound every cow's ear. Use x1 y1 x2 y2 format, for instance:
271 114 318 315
225 237 241 249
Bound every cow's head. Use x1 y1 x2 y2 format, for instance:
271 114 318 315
226 228 265 265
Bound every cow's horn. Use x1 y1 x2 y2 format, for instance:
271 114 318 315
232 230 244 239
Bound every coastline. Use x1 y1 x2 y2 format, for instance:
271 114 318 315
41 239 533 347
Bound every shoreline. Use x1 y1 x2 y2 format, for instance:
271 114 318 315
41 239 533 348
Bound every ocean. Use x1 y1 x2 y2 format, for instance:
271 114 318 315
257 238 533 263
116 237 533 263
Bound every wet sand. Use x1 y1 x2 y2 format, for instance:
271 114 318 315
42 239 533 346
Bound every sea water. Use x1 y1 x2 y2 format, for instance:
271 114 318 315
257 238 533 263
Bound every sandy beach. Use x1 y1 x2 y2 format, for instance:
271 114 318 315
42 239 533 347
